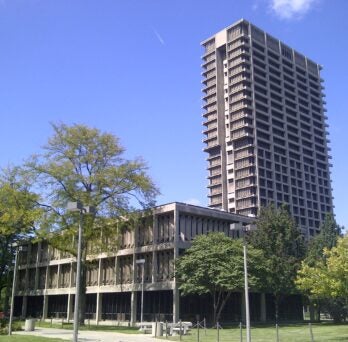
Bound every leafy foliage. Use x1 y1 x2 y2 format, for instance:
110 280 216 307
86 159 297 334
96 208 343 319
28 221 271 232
296 235 348 299
24 123 159 251
247 204 305 320
175 232 269 323
306 213 342 266
0 169 43 311
23 123 159 321
298 214 346 322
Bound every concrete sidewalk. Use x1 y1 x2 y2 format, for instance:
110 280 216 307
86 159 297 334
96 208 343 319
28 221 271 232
14 327 160 342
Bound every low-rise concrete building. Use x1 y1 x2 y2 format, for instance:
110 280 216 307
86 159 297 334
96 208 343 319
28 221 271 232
13 202 301 324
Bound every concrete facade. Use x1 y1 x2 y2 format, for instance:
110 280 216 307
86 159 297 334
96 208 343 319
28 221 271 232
14 202 255 324
202 19 333 237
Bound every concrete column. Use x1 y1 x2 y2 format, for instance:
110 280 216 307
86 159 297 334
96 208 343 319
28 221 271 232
130 291 137 325
34 242 41 290
96 293 102 324
173 205 180 323
66 261 74 321
24 245 30 295
152 214 158 283
98 258 102 286
21 296 27 319
94 257 103 324
42 295 49 319
67 293 73 321
173 287 180 323
241 292 246 323
42 265 50 319
260 293 267 322
152 252 157 283
57 264 61 288
115 256 119 285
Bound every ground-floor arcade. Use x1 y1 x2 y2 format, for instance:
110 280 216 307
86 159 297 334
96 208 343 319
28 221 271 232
14 290 302 324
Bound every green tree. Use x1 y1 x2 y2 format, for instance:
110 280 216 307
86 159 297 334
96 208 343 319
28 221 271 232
175 232 269 324
0 169 43 312
24 123 159 322
304 214 344 321
297 235 348 322
306 213 342 266
247 204 305 321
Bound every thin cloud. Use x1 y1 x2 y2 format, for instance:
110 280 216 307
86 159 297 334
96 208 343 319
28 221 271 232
270 0 318 19
151 27 165 45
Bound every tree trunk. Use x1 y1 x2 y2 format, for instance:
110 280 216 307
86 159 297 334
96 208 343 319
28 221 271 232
309 301 315 322
274 295 279 323
215 292 231 324
212 292 217 325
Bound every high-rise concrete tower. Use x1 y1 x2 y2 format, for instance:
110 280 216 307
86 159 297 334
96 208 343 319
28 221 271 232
202 19 333 236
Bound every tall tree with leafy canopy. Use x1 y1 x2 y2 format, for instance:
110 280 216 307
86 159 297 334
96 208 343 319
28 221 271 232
247 204 305 321
175 232 269 324
24 123 159 322
297 215 346 322
0 168 43 313
306 213 342 266
296 235 348 322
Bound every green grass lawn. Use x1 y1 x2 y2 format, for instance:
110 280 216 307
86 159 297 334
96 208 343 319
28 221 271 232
161 323 348 342
0 336 64 342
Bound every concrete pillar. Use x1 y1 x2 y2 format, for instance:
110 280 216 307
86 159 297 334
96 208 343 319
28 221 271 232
152 214 158 283
130 291 137 325
241 292 246 323
172 205 180 323
98 258 102 286
42 295 49 319
96 293 102 324
21 296 28 319
34 242 41 290
152 252 157 283
260 293 267 322
24 245 30 295
67 294 73 321
115 256 120 285
57 264 61 289
173 287 180 323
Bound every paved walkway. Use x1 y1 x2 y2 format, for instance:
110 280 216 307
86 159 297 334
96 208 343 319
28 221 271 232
14 327 160 342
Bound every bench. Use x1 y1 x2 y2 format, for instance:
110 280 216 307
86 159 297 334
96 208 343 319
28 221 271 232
138 323 152 334
168 322 192 336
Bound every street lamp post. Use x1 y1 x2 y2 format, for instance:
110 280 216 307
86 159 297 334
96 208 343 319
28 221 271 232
230 223 252 342
136 259 145 324
8 245 27 335
67 201 95 342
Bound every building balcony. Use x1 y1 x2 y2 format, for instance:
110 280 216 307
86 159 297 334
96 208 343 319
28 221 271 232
202 98 217 110
203 141 220 152
202 125 218 135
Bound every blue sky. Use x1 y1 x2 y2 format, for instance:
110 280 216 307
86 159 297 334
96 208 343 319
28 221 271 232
0 0 347 229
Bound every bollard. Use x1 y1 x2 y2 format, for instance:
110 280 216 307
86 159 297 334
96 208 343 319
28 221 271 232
50 317 53 327
276 323 279 342
165 320 168 339
204 317 207 336
309 323 314 342
239 322 243 342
